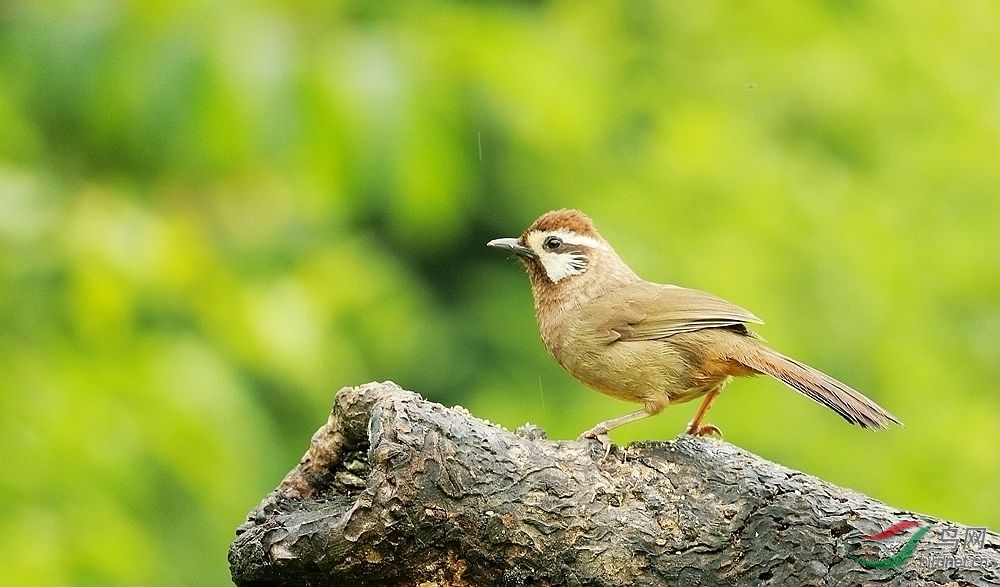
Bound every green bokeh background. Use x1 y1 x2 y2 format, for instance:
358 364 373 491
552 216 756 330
2 1 998 585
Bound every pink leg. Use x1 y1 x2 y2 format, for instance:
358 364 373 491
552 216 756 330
685 387 723 437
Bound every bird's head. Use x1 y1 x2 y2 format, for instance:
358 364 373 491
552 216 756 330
488 209 637 301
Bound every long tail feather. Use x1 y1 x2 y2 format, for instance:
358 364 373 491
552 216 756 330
737 346 901 430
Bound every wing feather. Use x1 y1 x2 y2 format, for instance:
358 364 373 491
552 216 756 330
599 283 763 342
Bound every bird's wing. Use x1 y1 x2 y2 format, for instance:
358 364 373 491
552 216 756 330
595 282 763 342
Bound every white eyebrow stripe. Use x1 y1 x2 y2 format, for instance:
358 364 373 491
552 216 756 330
545 229 609 250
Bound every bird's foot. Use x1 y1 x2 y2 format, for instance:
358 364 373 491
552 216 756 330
577 426 614 458
685 421 723 438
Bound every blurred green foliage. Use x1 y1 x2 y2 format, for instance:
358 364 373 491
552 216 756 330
1 1 998 585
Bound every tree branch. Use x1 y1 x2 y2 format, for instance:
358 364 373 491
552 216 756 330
229 382 999 586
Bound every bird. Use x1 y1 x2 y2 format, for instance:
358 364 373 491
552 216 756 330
487 209 901 445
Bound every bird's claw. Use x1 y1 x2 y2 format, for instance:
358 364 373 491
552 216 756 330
578 427 615 458
685 422 723 438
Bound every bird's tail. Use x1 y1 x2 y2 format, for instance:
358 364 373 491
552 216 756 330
737 345 901 430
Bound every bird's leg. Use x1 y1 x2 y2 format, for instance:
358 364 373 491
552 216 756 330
578 408 650 439
685 387 723 437
577 397 669 455
577 409 647 457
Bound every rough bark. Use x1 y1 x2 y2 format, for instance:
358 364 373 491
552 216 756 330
229 381 999 586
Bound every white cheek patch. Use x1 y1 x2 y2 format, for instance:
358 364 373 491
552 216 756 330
526 229 603 283
538 250 588 283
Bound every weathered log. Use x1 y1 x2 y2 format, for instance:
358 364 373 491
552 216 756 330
229 381 999 586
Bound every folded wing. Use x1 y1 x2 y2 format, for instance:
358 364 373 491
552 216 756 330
600 282 763 342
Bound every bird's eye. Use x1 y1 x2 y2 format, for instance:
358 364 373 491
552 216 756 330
543 236 563 250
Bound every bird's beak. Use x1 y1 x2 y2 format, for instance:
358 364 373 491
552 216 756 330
487 237 537 260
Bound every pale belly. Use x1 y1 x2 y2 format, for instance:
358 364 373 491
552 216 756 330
550 337 730 406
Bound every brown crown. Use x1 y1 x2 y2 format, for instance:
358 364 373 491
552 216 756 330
521 209 601 239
